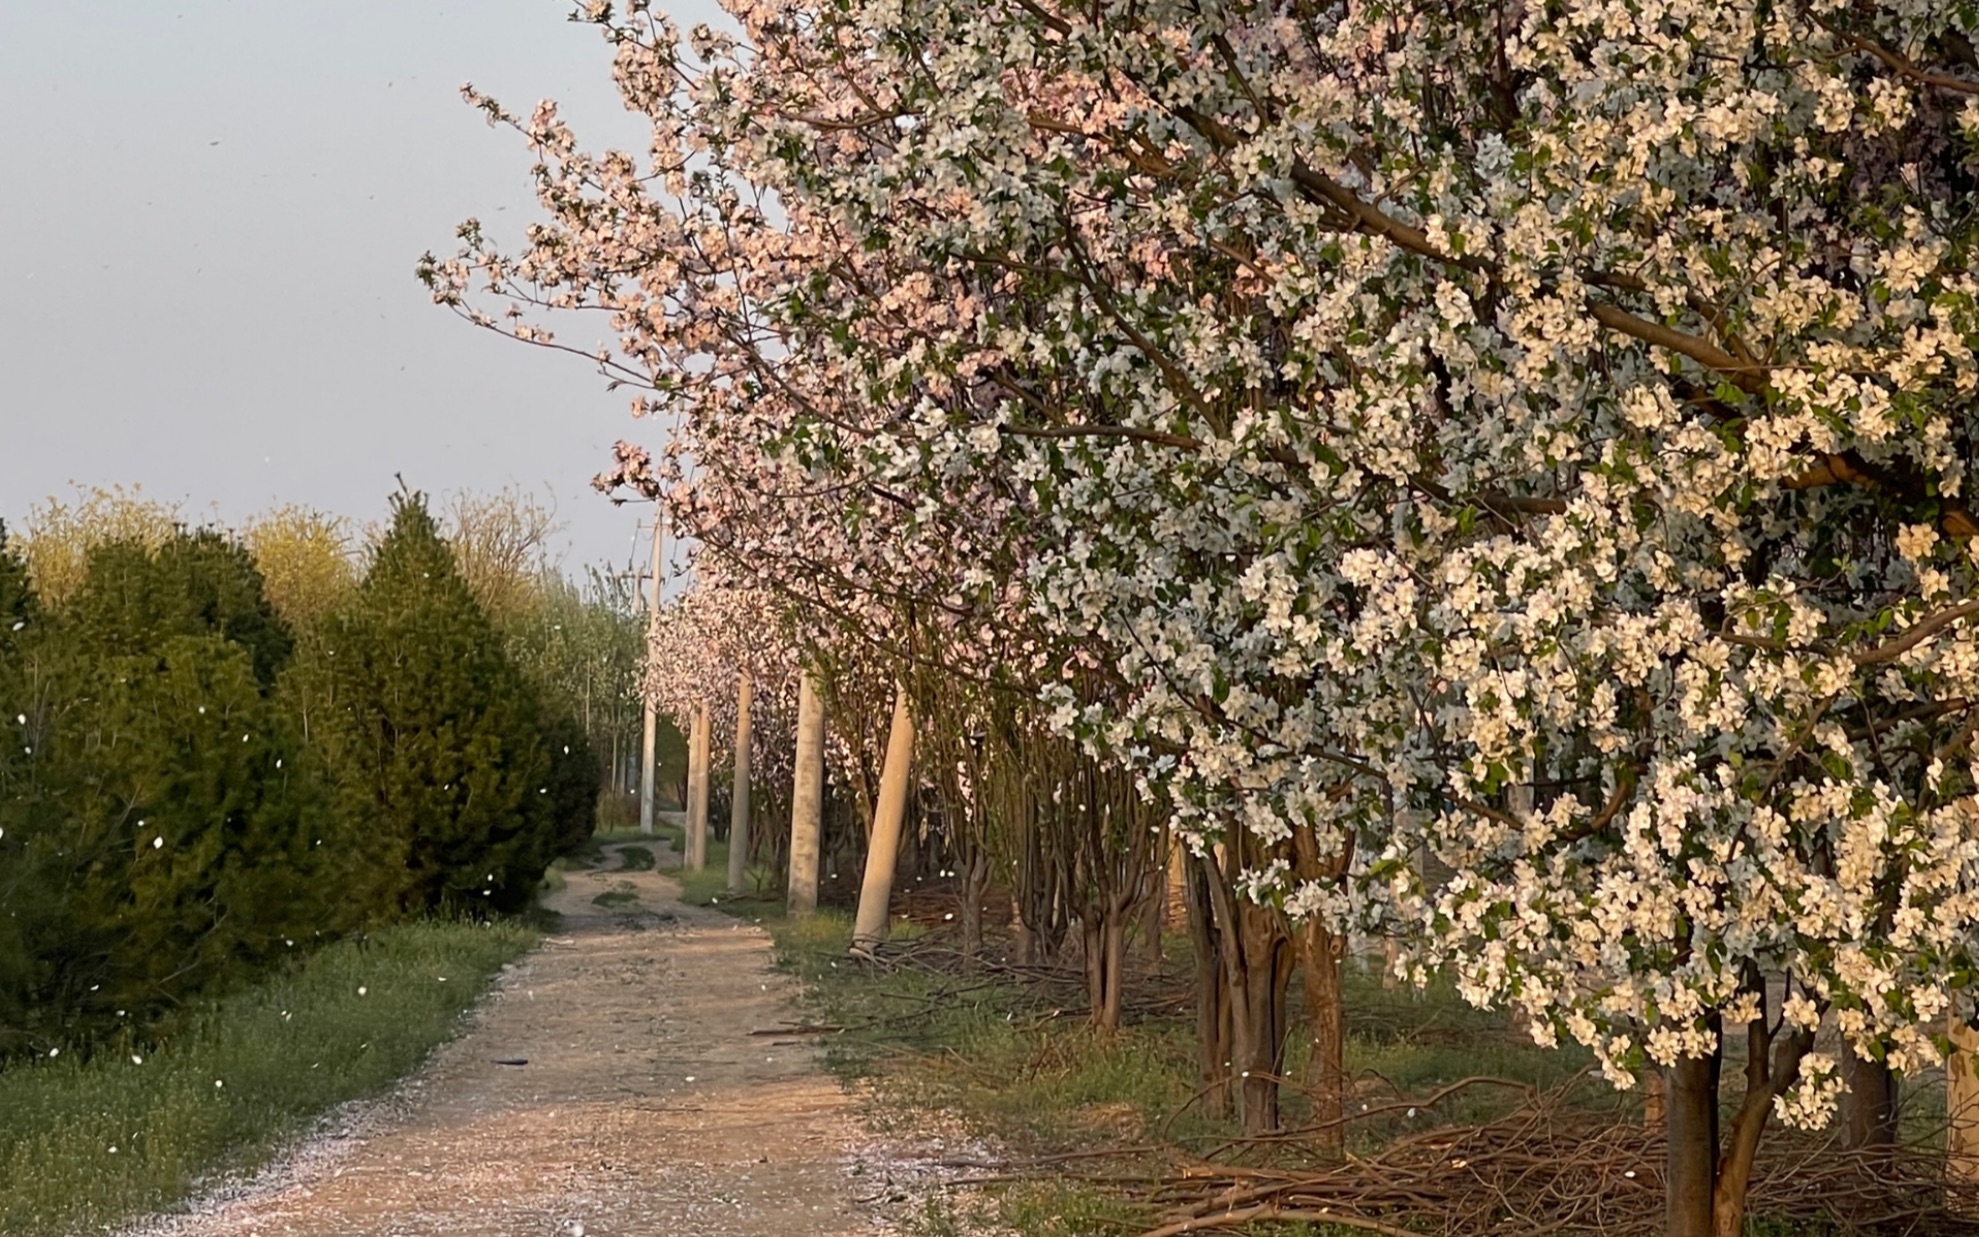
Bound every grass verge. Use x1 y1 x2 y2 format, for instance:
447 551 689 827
0 917 536 1236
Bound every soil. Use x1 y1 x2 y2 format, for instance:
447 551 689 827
123 840 935 1237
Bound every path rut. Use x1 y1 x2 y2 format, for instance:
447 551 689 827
126 841 905 1237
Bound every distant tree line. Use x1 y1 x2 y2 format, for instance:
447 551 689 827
0 487 644 1060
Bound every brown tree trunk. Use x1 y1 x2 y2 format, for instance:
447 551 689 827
1103 909 1127 1033
1200 844 1291 1135
1298 915 1347 1162
1234 898 1292 1135
726 673 753 892
1081 912 1129 1036
1666 1051 1720 1237
1666 989 1815 1237
1139 873 1164 967
1710 1017 1813 1237
1841 1051 1897 1152
1182 848 1234 1120
959 848 989 970
1166 842 1187 929
685 700 712 871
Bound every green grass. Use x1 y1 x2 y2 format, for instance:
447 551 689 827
0 917 536 1236
674 836 788 919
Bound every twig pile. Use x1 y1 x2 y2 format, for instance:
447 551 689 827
1109 1078 1979 1236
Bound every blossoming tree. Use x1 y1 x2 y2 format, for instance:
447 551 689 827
428 0 1979 1230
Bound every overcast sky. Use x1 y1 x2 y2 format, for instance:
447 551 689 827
0 0 725 575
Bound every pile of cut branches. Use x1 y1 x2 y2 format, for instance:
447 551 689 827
1102 1077 1978 1236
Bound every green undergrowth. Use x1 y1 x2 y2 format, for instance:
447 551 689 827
0 917 535 1236
674 836 789 920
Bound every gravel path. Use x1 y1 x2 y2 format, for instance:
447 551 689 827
123 840 920 1237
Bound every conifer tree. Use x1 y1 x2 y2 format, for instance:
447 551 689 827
0 524 53 1056
539 712 601 856
292 493 556 916
66 530 293 688
0 530 344 1054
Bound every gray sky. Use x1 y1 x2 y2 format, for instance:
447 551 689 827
0 0 725 575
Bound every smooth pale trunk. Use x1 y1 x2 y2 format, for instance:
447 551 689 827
1951 1016 1979 1189
1165 843 1187 928
726 673 753 892
850 686 915 955
638 697 658 836
786 672 825 916
638 516 663 836
685 701 710 871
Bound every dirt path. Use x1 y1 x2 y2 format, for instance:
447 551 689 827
128 839 918 1237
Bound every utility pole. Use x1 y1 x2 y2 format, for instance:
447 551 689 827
638 514 664 837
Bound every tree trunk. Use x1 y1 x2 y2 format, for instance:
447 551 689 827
685 700 710 871
1665 997 1813 1237
786 672 825 916
1182 848 1234 1120
726 673 752 892
1166 842 1187 929
1083 904 1130 1035
1139 872 1164 967
1199 845 1291 1135
1712 1013 1813 1237
1841 1051 1897 1152
1298 915 1347 1162
1234 898 1292 1135
1666 1052 1720 1237
851 685 914 956
1103 911 1127 1032
959 848 988 970
1952 1016 1979 1190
